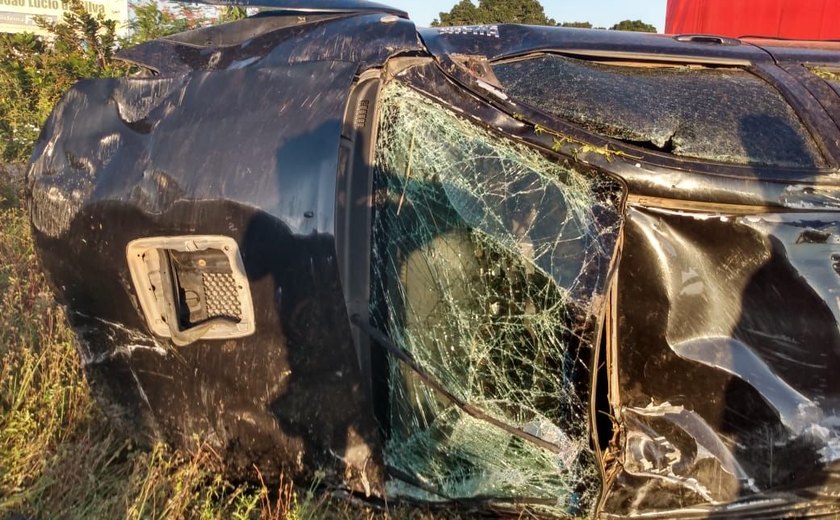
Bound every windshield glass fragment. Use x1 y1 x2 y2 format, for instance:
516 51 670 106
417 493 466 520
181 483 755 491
370 82 625 515
493 55 825 168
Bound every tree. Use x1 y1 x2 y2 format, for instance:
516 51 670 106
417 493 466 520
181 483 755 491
434 0 483 26
559 21 592 29
38 0 123 74
125 2 203 45
609 19 657 33
433 0 555 27
218 6 249 24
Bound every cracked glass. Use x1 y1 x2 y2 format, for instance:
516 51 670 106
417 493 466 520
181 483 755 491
370 81 625 516
493 55 825 168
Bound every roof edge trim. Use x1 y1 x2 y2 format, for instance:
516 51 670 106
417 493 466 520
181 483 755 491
172 0 408 18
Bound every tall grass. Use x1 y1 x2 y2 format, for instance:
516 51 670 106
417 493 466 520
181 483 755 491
0 169 446 519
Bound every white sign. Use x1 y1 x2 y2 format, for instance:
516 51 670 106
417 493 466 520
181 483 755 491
0 0 128 35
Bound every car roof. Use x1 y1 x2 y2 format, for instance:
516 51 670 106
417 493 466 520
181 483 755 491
153 0 840 65
420 24 840 66
180 0 407 17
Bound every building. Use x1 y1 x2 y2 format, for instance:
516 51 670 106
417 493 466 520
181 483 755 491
666 0 840 39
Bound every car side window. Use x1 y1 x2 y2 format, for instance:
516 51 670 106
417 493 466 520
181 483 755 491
370 81 625 512
493 55 826 169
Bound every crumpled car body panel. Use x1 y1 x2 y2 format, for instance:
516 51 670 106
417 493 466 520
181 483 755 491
26 3 840 517
605 208 840 517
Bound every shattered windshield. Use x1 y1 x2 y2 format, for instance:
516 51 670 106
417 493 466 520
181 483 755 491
493 55 825 168
371 82 625 515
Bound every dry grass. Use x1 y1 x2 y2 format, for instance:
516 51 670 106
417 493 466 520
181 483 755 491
0 168 454 520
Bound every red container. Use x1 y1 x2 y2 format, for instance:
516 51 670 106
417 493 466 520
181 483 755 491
666 0 840 40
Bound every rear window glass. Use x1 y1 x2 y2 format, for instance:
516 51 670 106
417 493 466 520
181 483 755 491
493 55 825 169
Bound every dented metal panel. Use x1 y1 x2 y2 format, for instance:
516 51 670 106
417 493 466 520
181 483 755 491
603 206 840 518
117 13 421 75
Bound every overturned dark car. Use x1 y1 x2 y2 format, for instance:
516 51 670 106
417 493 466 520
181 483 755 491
26 0 840 517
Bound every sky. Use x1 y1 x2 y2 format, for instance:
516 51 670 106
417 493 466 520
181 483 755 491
386 0 668 32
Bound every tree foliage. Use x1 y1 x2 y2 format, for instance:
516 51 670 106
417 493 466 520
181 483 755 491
609 19 657 32
218 6 249 24
433 0 481 26
433 0 555 27
559 21 593 29
125 2 205 45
